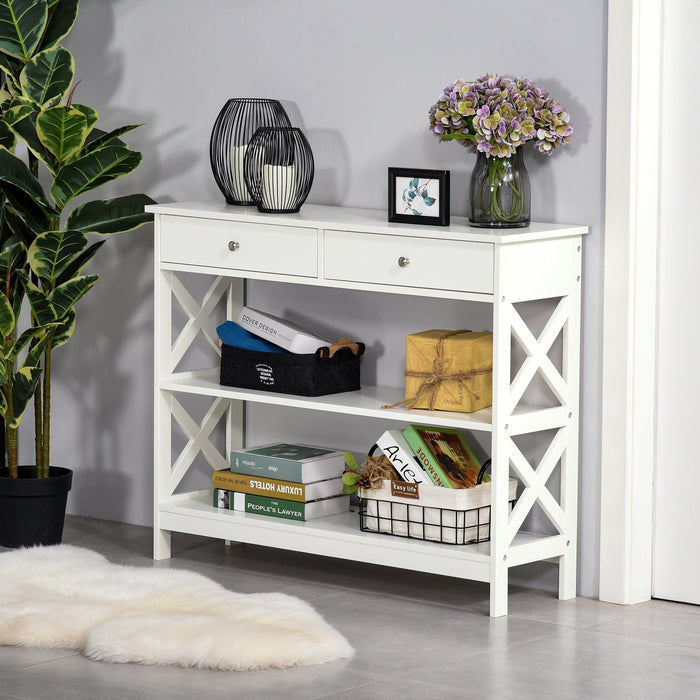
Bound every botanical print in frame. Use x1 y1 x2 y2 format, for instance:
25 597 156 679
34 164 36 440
388 168 450 226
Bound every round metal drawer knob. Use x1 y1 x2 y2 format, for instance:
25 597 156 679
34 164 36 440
398 256 410 268
228 241 240 252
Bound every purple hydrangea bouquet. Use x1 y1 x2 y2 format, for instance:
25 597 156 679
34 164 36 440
428 74 573 227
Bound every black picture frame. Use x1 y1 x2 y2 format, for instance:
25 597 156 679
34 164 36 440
388 167 450 226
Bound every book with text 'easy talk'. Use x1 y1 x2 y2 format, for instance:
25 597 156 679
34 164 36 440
237 305 331 354
230 443 346 483
211 470 344 503
403 425 485 489
229 492 350 521
375 429 428 484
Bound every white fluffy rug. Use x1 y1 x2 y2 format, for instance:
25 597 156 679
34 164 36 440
0 545 353 671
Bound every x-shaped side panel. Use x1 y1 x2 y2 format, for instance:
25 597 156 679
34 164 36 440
170 395 229 492
170 275 229 371
505 428 568 545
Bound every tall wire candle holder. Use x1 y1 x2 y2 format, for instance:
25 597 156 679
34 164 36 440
243 127 315 214
209 98 291 205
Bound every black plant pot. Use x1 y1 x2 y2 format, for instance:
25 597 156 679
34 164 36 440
0 466 73 548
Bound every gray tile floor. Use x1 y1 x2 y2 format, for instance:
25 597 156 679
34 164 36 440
1 516 699 699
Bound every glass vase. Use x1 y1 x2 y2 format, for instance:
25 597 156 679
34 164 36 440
469 149 530 228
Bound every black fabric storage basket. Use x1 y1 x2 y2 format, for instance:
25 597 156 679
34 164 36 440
220 343 365 396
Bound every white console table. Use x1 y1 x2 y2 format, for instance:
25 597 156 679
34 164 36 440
148 201 587 617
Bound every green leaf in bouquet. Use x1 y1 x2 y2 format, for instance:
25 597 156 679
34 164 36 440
19 44 74 107
66 193 156 235
0 0 48 61
51 145 142 208
28 228 87 282
39 0 79 51
36 105 88 164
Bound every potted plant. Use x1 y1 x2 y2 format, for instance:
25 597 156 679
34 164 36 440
0 0 155 547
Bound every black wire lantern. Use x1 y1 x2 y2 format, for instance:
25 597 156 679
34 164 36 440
243 127 315 214
209 98 291 205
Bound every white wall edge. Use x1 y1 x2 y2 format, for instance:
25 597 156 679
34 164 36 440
599 0 663 604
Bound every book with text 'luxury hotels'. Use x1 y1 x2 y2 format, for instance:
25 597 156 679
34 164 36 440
403 425 485 489
228 492 350 521
211 470 344 503
230 443 346 483
237 305 331 354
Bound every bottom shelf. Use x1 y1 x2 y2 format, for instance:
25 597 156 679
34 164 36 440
158 491 559 582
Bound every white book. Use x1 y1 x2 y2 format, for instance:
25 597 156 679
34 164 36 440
237 306 331 354
376 429 428 484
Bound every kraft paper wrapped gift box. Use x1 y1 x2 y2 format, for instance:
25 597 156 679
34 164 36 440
404 329 493 413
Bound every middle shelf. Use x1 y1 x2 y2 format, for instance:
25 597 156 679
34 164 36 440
160 367 570 434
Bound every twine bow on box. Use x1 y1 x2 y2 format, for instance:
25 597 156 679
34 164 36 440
382 329 490 410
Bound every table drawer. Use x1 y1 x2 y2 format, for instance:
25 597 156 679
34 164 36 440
323 230 494 294
160 216 318 277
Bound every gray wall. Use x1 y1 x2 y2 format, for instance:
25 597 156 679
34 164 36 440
36 0 606 598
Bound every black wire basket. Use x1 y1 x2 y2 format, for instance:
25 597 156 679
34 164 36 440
209 98 291 206
243 126 315 213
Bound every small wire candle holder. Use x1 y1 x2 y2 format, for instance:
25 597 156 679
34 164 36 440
243 127 315 213
209 98 291 205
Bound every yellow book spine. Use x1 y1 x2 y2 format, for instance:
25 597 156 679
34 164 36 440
211 471 306 502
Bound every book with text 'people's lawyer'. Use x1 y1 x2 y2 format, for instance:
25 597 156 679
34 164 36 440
214 490 350 521
230 443 346 483
211 470 343 503
237 305 331 354
403 425 485 489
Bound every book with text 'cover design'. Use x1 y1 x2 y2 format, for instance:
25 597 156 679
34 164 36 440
230 492 350 521
237 306 331 354
403 425 484 489
230 443 346 483
212 470 343 503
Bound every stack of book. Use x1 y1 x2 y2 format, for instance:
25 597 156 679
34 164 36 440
213 442 349 521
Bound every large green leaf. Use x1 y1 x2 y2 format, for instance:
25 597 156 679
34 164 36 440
0 144 53 208
8 322 52 363
71 103 98 133
20 44 73 107
0 289 14 336
0 50 21 85
9 108 59 173
9 364 41 428
81 123 140 155
54 238 103 285
0 117 15 148
39 0 78 51
36 104 87 164
50 273 97 317
0 0 48 61
23 276 55 324
67 194 156 235
49 304 73 348
2 94 33 124
28 228 87 282
51 145 142 208
2 186 51 238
